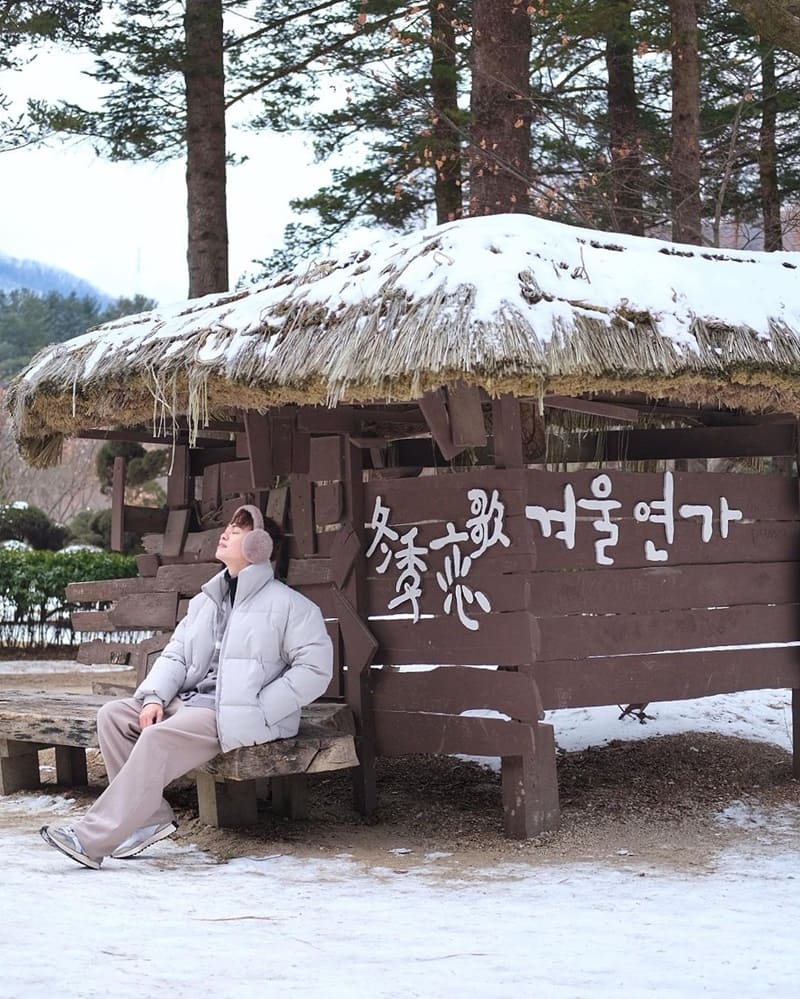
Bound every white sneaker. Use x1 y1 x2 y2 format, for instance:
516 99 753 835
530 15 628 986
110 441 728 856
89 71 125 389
111 821 178 859
40 825 102 870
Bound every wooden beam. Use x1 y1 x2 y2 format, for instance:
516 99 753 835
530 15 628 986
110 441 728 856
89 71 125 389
543 395 640 422
418 388 465 461
492 394 524 469
110 456 126 552
564 422 797 461
243 411 273 488
447 381 488 447
166 445 190 508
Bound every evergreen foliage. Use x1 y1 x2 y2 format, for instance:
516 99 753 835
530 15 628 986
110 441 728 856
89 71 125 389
94 441 168 496
0 289 155 381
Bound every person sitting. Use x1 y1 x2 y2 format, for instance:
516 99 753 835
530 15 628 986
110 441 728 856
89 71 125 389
40 504 333 869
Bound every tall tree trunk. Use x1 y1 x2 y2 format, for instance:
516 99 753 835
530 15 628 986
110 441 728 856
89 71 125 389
184 0 228 297
759 46 783 251
468 0 532 215
429 0 463 223
605 1 644 235
670 0 702 244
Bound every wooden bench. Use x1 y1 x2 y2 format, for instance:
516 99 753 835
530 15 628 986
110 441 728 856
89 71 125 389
0 690 359 828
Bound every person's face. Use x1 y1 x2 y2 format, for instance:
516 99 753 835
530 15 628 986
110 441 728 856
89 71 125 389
215 520 252 576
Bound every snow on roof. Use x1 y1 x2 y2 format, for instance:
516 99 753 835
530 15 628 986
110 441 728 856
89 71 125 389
7 213 800 465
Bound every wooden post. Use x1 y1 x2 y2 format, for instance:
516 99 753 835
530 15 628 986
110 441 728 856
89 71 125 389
54 746 88 787
195 773 258 828
342 438 378 816
492 395 524 469
0 740 41 794
110 455 126 552
501 723 560 838
166 444 191 508
271 774 309 819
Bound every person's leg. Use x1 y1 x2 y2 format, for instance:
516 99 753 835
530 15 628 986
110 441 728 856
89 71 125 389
95 697 174 830
73 703 220 859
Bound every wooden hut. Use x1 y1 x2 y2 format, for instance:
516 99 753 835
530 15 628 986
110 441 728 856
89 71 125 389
7 213 800 837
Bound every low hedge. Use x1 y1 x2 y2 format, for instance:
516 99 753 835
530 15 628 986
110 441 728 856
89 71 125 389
0 549 138 649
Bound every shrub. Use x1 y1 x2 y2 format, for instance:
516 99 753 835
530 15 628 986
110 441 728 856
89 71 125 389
0 548 138 648
0 502 68 550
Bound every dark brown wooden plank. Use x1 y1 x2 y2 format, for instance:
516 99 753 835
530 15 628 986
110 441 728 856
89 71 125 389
533 645 800 709
272 413 295 475
314 482 344 526
447 382 487 447
374 710 535 757
297 406 356 435
221 459 253 496
155 562 219 594
184 528 223 560
526 468 800 523
543 395 640 422
66 577 157 602
162 508 190 558
293 428 311 475
529 561 800 617
72 592 179 632
419 387 463 461
167 445 190 508
201 462 222 518
565 423 797 462
136 554 160 577
266 485 289 526
333 587 378 675
532 519 800 570
364 468 527 525
244 411 273 489
309 435 346 482
77 641 135 666
123 505 171 534
492 394 524 469
538 602 800 662
286 558 332 587
330 525 360 589
190 446 237 477
290 475 316 556
370 612 539 666
372 666 542 721
111 455 126 552
367 569 531 618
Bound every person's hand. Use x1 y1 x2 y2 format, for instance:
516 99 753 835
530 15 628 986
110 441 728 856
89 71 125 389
138 703 163 728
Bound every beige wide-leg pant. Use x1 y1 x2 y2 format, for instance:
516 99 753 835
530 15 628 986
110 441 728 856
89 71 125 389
73 697 221 860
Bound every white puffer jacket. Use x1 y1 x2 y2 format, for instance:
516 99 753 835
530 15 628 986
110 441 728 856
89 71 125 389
134 562 333 752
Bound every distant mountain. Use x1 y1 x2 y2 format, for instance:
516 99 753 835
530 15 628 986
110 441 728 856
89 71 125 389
0 252 111 303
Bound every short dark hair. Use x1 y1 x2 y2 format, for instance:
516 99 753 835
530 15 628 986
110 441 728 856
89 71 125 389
230 507 254 529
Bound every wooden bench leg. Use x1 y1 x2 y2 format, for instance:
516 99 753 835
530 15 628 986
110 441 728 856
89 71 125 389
195 773 258 828
54 747 88 787
271 774 309 819
501 722 560 838
0 740 41 794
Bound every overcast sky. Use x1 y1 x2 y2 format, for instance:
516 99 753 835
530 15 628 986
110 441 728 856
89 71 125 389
1 46 329 305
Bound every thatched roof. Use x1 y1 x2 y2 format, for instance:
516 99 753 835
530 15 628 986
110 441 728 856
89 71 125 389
8 213 800 465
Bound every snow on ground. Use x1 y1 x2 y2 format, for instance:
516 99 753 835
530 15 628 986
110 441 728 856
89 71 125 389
1 678 799 998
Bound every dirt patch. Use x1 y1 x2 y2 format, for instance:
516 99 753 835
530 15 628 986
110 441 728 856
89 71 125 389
6 668 800 873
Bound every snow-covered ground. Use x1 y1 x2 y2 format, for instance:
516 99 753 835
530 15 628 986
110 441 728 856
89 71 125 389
1 668 798 998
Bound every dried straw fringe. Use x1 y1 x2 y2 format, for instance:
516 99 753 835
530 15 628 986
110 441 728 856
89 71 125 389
8 279 800 467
